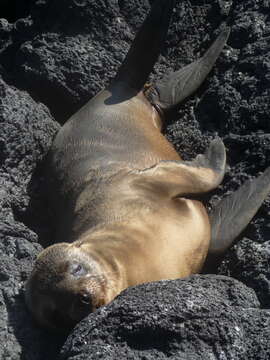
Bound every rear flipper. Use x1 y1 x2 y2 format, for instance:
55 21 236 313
203 166 270 272
145 27 230 111
113 0 175 92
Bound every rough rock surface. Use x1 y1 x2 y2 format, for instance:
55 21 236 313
0 0 269 359
61 276 270 360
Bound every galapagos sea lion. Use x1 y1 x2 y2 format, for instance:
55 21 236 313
25 0 270 332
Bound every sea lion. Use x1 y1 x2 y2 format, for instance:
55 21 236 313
25 0 270 332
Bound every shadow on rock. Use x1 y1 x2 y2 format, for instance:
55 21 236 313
4 289 66 360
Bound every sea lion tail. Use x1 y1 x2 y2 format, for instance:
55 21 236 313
147 26 230 111
113 0 175 92
204 166 270 270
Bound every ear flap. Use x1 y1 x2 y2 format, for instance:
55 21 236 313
203 166 270 271
113 0 175 92
146 27 230 110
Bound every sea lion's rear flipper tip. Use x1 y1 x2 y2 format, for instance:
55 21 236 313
148 26 230 110
208 166 270 259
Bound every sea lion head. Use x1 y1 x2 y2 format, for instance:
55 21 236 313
25 243 108 331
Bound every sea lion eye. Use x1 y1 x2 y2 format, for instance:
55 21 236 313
69 263 87 277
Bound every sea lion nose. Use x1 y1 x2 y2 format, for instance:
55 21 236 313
78 292 92 306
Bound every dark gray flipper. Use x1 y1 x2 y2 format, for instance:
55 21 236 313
208 166 270 257
132 138 226 198
113 0 175 92
203 166 270 273
148 27 230 110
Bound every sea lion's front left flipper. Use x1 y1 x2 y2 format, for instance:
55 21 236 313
133 138 226 197
147 27 230 110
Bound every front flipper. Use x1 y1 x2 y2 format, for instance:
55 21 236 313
133 138 226 198
146 27 230 111
208 166 270 257
203 166 270 273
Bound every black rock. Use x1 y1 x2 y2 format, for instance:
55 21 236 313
61 276 270 360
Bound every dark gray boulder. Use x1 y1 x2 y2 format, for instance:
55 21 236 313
61 276 270 360
219 237 270 308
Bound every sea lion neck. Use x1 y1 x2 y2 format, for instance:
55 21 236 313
74 217 164 288
73 232 129 301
